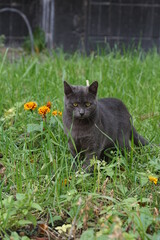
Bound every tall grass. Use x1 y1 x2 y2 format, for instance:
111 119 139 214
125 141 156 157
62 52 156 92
0 49 159 239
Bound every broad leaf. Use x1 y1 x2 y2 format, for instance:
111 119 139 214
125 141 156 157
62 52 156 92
80 229 95 240
18 219 33 226
27 123 43 133
31 202 42 211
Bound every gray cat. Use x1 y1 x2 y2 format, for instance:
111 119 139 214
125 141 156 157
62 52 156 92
63 81 148 169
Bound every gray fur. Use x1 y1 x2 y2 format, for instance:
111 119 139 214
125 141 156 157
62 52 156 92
63 81 148 169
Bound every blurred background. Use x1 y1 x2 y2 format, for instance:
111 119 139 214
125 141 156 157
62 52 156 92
0 0 160 53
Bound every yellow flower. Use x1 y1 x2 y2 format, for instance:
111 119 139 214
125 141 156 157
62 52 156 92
52 110 62 116
52 110 57 116
58 111 62 116
24 102 37 111
148 176 158 185
38 106 50 116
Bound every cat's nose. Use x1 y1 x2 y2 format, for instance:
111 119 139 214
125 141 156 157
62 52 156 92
79 109 85 116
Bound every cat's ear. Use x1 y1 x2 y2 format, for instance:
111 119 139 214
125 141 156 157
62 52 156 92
64 81 73 96
89 81 98 95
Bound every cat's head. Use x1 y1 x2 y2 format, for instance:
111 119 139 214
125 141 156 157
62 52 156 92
64 81 98 120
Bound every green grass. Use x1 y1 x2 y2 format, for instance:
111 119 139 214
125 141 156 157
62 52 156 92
0 49 160 239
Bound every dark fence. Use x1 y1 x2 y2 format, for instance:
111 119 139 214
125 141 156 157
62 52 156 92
86 0 160 51
0 0 160 51
0 0 40 46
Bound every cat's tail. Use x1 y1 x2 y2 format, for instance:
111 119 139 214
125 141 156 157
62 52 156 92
131 126 149 146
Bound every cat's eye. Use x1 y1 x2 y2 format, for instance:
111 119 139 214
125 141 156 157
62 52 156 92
85 102 91 107
73 103 78 107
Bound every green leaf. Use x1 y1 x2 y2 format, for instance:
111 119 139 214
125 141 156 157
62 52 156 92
31 202 42 211
16 193 25 201
50 116 56 126
97 235 109 240
52 215 62 222
140 176 148 186
152 232 160 240
10 232 20 240
140 198 150 203
139 207 153 232
27 123 43 133
106 169 114 177
3 196 14 207
123 232 136 240
117 184 128 195
22 237 30 240
137 172 148 186
122 197 138 207
80 229 95 240
26 213 37 226
18 219 33 226
22 209 28 216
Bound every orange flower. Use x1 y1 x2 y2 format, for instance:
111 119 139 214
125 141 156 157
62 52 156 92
46 101 51 109
24 102 37 111
38 106 50 116
149 176 158 185
52 110 62 116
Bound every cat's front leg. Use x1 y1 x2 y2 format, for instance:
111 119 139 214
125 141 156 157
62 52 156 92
68 144 76 158
67 139 77 158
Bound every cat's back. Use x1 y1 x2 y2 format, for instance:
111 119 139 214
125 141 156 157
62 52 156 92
98 97 130 117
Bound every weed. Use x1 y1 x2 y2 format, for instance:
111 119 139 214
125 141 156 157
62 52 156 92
0 49 159 239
